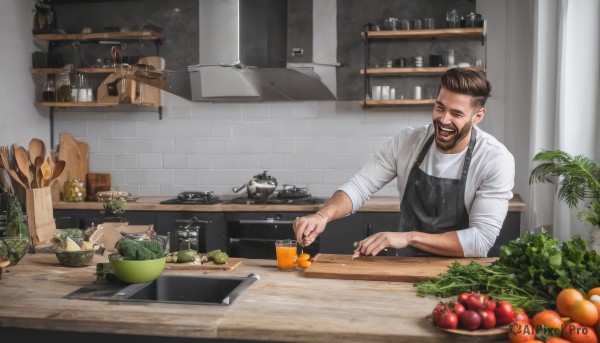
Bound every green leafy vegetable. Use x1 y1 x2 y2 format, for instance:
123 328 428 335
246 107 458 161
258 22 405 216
116 239 165 261
415 228 600 313
54 228 85 242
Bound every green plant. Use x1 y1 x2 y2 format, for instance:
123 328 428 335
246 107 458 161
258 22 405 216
103 196 127 216
4 193 28 238
529 150 600 228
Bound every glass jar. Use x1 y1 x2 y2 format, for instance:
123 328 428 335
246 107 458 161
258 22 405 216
55 64 73 102
63 179 86 202
42 76 56 101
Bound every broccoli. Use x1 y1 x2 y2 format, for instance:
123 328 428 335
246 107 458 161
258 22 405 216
116 239 165 261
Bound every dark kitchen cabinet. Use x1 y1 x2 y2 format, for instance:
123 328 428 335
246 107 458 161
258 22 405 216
156 212 227 254
54 209 156 230
319 214 366 254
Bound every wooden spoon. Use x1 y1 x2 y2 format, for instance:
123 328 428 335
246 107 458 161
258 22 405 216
46 160 66 186
41 157 52 187
0 146 28 189
14 145 32 189
28 138 46 165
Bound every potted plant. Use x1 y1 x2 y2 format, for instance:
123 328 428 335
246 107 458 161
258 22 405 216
529 150 600 250
103 196 127 220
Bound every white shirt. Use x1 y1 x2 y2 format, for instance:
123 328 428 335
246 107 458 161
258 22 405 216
338 124 515 257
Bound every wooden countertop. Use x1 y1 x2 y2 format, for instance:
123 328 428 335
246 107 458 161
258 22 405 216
53 194 525 213
0 252 506 342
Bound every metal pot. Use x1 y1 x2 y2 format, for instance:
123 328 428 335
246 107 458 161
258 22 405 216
232 171 277 202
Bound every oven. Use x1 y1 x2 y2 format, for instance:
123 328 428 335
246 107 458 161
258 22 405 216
225 212 320 259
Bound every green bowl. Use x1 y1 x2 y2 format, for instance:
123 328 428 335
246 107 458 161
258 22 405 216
108 254 166 284
54 249 95 267
0 237 30 265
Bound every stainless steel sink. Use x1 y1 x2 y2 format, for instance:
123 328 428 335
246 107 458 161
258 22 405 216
66 273 259 306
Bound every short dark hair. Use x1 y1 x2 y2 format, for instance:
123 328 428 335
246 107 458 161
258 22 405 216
439 68 491 109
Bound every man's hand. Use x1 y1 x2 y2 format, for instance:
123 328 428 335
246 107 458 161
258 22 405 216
352 232 410 259
293 213 328 246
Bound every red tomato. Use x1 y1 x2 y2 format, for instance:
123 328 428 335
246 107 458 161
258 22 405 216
466 293 489 311
513 309 528 323
437 311 458 330
495 301 515 325
484 298 498 311
449 301 465 317
432 304 445 325
460 310 482 331
478 309 496 329
457 292 471 306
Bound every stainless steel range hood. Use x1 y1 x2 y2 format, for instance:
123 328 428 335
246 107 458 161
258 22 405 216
181 0 336 102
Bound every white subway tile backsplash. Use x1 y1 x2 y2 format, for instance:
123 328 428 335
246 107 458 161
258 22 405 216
261 154 284 169
213 103 243 119
333 154 359 169
242 103 271 119
99 138 127 153
87 120 113 137
185 121 211 137
283 153 308 169
319 137 346 153
282 121 308 137
89 153 113 169
186 154 211 169
271 102 296 119
164 154 187 169
138 122 162 137
126 169 149 184
296 169 322 184
296 101 319 119
150 138 174 153
149 169 174 184
210 123 232 137
198 139 225 153
174 138 199 154
271 138 294 153
295 138 318 153
199 170 226 185
174 170 199 185
162 123 185 137
308 153 334 168
113 121 138 137
139 153 164 168
62 99 431 197
224 138 270 154
346 138 372 153
113 153 138 169
232 123 257 137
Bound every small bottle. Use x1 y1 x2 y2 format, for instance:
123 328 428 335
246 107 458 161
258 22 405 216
56 64 73 102
415 56 423 68
447 49 455 66
42 76 56 102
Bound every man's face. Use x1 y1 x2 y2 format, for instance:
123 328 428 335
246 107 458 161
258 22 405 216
432 87 484 153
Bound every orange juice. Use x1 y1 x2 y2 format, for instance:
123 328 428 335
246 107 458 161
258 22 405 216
275 241 298 271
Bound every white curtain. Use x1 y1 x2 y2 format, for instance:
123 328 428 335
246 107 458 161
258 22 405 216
528 0 600 242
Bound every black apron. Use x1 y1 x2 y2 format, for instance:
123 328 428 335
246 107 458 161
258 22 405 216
396 129 476 256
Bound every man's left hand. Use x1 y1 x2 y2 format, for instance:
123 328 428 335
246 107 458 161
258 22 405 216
352 231 410 258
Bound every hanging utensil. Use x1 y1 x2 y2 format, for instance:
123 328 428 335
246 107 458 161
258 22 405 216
41 157 52 187
46 160 65 186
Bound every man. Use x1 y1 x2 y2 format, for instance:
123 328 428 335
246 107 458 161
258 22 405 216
293 68 515 258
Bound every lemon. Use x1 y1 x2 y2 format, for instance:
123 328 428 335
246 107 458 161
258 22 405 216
64 237 81 252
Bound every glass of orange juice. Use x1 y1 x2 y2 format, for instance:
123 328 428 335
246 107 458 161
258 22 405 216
275 239 298 271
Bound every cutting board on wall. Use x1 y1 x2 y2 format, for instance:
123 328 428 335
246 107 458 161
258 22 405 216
303 254 497 282
54 132 89 201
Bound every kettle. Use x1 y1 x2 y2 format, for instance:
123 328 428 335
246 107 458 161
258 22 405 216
233 171 278 202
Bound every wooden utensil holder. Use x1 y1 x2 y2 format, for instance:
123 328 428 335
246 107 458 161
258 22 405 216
25 187 57 245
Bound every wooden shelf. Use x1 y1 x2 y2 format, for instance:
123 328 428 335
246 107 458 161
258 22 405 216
33 30 165 42
360 66 486 76
361 27 484 40
34 101 158 108
360 99 436 108
30 67 118 75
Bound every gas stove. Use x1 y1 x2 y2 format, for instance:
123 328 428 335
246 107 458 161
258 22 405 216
159 191 224 205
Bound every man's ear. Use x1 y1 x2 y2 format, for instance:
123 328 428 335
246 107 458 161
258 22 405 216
473 108 486 124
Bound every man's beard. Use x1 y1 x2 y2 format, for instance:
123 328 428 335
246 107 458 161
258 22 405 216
433 118 472 152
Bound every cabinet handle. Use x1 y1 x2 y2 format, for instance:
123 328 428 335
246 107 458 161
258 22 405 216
239 219 295 225
367 223 372 236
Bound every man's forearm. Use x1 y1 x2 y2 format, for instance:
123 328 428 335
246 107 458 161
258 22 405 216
406 231 465 257
315 191 353 223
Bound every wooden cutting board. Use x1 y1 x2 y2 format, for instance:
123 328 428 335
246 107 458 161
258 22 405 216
164 258 244 271
87 173 111 200
303 254 497 282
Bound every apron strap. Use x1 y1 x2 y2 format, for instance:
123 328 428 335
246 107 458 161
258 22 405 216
413 135 435 168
